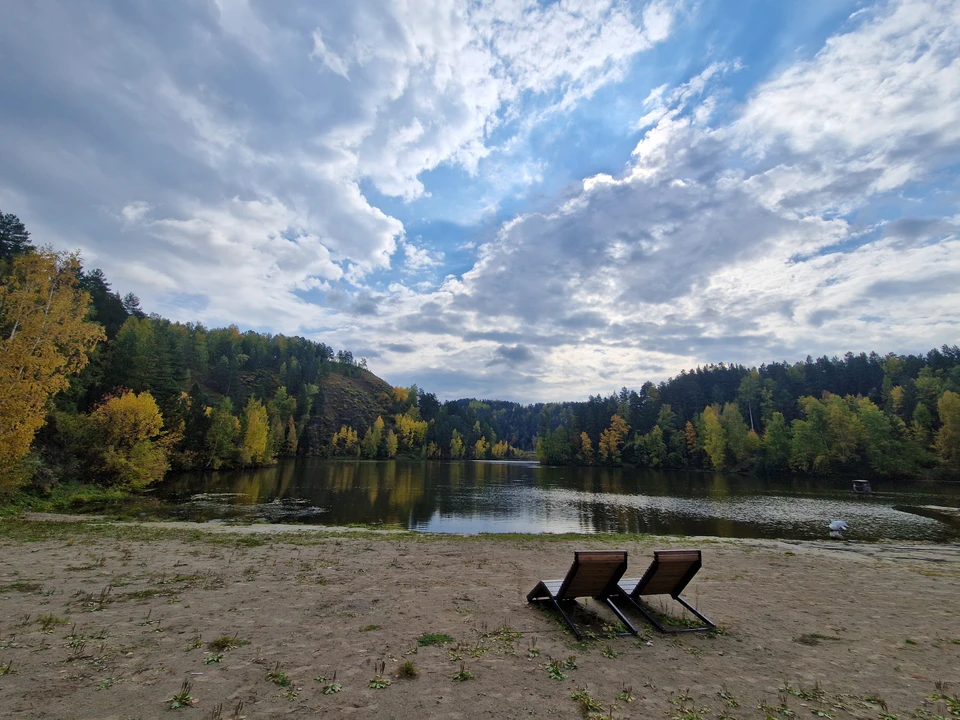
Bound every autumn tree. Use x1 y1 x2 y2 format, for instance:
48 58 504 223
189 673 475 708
577 431 593 465
790 393 863 473
474 436 490 459
0 249 104 490
936 391 960 473
87 390 168 489
598 414 629 465
449 429 465 459
240 397 270 466
331 425 360 456
205 398 240 469
700 405 726 470
385 429 398 458
394 413 428 450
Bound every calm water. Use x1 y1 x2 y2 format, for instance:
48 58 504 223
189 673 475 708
159 460 960 541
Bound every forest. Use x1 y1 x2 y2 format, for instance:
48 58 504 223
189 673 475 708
1 208 959 498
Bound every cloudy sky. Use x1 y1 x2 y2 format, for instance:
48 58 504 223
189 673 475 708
1 0 958 403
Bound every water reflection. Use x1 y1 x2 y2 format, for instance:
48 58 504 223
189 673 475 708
159 460 960 542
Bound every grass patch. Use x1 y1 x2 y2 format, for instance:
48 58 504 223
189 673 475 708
37 614 68 632
417 632 454 647
208 634 248 652
266 665 292 687
360 624 381 632
396 660 419 679
793 633 846 646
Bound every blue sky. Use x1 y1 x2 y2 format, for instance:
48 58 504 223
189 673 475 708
1 0 958 402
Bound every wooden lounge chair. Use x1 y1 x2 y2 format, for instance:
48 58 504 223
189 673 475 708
610 549 714 633
526 551 637 639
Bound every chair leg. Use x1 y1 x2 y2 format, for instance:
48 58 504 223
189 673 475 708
550 598 582 640
675 595 715 629
603 597 638 636
618 594 667 633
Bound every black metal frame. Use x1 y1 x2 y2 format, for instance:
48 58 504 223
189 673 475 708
526 551 637 640
610 550 715 634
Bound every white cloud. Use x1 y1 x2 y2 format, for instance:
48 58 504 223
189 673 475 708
310 30 351 78
352 0 960 401
736 0 960 209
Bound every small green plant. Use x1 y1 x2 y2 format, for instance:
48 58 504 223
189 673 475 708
527 636 541 658
602 622 627 638
452 662 474 681
718 688 740 707
167 680 196 709
267 664 291 687
600 646 619 659
203 653 224 664
316 671 342 694
396 660 419 679
360 624 381 632
37 614 68 632
571 687 604 714
779 682 825 702
208 634 248 652
618 684 635 703
545 658 568 681
369 660 391 688
96 677 115 690
417 632 453 647
671 689 708 720
0 660 14 676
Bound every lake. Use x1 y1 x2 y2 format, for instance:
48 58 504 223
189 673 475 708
158 459 960 542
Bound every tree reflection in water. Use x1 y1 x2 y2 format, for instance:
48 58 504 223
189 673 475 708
160 460 960 542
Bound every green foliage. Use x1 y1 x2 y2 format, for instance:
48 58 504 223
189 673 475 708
451 662 473 681
266 665 292 687
240 397 270 466
417 632 453 646
396 660 419 678
166 680 196 709
86 390 168 489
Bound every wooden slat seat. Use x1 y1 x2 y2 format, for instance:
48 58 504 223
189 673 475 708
526 551 637 639
611 549 714 633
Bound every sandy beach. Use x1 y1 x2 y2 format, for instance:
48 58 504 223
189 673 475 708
1 516 958 720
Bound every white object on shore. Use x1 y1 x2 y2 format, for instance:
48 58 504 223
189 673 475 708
829 519 849 539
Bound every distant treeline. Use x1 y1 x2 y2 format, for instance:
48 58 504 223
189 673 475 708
524 352 960 479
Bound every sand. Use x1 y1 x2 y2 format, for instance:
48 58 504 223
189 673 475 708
1 516 959 720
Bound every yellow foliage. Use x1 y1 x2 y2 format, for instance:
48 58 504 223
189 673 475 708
578 432 593 463
598 414 629 465
936 391 960 471
89 390 167 489
331 425 360 456
474 437 490 459
240 397 271 466
0 249 104 489
394 413 427 449
449 429 464 459
385 429 398 458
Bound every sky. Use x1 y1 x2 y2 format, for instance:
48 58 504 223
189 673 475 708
1 0 959 403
